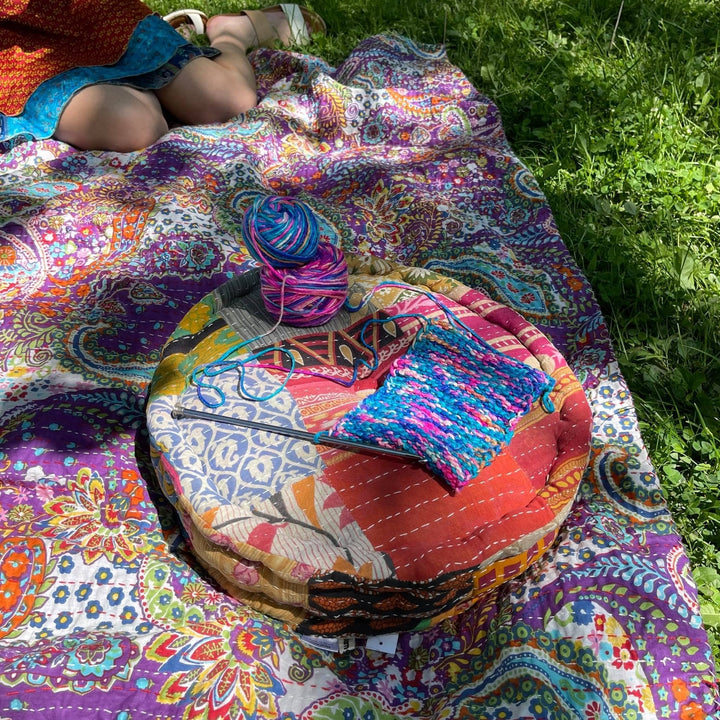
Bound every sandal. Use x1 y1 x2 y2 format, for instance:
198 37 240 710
248 4 326 47
164 5 325 48
163 9 208 40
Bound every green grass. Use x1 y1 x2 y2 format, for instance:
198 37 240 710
147 0 720 660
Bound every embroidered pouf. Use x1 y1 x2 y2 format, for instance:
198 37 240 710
146 254 593 636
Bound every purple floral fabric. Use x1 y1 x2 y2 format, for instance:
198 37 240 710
0 35 716 720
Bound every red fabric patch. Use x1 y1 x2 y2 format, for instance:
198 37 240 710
321 444 540 582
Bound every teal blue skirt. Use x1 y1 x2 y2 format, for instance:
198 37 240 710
0 14 219 147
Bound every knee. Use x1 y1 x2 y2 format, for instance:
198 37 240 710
104 101 169 152
156 56 260 125
209 96 257 123
56 91 169 152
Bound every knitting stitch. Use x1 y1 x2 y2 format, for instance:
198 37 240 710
330 322 555 491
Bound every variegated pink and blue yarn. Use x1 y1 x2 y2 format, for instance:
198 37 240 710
331 322 555 490
242 195 348 326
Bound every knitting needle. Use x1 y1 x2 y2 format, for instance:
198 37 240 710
172 405 421 462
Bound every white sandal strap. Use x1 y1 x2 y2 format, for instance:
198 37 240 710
163 9 207 34
279 4 309 45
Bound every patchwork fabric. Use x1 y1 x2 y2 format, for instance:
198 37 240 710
146 263 592 634
0 34 716 720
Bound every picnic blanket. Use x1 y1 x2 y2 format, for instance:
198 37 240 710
0 34 717 720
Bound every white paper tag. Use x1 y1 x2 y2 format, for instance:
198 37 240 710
365 633 399 655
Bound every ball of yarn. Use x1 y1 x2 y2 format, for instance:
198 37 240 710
241 195 348 327
242 195 319 268
261 243 348 327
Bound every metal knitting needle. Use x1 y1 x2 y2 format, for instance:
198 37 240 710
172 405 421 462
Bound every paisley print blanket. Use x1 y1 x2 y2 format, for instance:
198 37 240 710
0 35 717 720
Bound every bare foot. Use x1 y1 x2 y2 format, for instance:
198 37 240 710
206 11 291 51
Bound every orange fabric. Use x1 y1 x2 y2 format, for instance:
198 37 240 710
322 443 540 582
0 0 153 116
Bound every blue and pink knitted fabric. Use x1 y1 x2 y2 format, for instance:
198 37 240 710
330 322 556 491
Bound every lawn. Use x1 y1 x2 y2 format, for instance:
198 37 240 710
147 0 720 659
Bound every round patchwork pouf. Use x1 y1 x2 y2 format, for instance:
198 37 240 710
146 254 592 636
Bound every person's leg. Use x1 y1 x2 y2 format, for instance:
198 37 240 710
54 85 168 151
53 9 315 149
155 10 294 125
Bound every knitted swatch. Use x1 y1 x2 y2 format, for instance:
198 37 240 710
330 322 555 491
